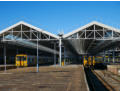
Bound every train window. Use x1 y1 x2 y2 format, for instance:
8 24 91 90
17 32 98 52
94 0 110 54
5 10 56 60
23 56 26 61
28 57 31 63
17 56 21 61
30 57 32 63
21 56 24 61
28 57 29 61
17 56 26 61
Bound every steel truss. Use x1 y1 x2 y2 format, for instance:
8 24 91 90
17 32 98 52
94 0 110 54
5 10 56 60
66 25 120 40
63 24 120 56
1 24 58 41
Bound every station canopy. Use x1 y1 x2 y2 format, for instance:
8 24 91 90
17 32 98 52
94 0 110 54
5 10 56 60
0 21 59 55
63 21 120 56
0 21 120 56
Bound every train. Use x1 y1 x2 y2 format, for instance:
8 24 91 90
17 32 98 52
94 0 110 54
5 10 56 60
16 54 54 67
83 56 95 67
83 56 106 69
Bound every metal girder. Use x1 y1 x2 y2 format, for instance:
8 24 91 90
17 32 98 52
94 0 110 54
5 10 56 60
64 24 120 55
0 23 59 55
1 25 57 41
1 21 120 57
66 24 120 41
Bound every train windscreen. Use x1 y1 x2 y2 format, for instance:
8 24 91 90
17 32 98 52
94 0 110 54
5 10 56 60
17 56 26 61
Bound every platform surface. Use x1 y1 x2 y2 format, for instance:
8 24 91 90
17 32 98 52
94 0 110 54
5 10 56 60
0 65 88 91
0 64 15 67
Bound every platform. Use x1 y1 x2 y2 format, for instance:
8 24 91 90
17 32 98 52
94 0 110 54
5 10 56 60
0 65 88 91
0 64 16 71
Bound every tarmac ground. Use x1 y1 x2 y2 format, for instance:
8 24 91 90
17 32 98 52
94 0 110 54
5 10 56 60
0 65 88 91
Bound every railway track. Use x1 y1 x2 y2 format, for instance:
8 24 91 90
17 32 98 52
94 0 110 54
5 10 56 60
101 70 120 83
109 75 120 83
92 70 115 91
84 67 114 91
96 70 120 91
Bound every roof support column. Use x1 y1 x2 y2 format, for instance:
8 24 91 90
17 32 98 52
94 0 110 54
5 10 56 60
4 43 6 72
58 33 63 66
59 37 62 66
36 39 39 72
113 48 115 63
54 43 56 65
94 24 95 39
64 46 66 66
107 50 110 63
103 50 105 63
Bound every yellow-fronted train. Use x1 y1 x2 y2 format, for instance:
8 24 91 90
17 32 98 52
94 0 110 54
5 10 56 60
16 54 53 67
83 56 107 69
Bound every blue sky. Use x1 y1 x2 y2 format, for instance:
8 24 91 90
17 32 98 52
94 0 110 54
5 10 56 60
0 1 120 34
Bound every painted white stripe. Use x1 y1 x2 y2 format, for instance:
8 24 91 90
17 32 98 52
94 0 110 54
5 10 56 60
82 65 90 91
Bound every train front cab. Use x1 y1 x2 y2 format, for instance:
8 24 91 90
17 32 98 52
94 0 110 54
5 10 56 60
83 56 95 67
83 56 88 67
16 54 27 67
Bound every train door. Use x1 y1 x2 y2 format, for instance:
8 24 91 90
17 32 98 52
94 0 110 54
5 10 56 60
16 55 27 67
16 56 20 66
27 56 30 66
93 56 95 66
20 56 24 66
23 55 27 66
88 56 92 66
83 56 88 66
